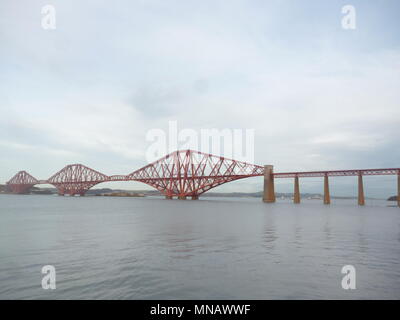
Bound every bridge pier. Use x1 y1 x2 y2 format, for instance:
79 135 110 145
191 195 199 200
397 172 400 207
165 195 173 199
178 195 187 200
323 174 330 205
8 184 34 194
294 176 300 203
358 173 365 206
263 165 276 203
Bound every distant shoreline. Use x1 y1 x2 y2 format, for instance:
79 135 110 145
0 184 389 200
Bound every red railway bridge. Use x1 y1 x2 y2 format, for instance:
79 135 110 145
5 149 400 206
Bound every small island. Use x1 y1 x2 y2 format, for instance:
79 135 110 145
98 192 145 197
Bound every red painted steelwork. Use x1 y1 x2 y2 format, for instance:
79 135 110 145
6 171 39 193
5 150 264 197
46 164 109 196
274 168 400 178
126 150 264 197
5 150 400 197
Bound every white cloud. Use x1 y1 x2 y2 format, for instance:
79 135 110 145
0 0 399 197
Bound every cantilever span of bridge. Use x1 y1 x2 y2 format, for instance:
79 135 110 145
5 149 400 206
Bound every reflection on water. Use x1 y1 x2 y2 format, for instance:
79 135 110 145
263 213 277 251
0 194 399 299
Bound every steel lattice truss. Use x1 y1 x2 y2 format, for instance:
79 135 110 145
47 164 109 196
127 150 265 197
6 171 39 193
274 168 400 178
5 149 400 197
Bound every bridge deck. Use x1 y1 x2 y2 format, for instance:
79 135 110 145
273 168 400 178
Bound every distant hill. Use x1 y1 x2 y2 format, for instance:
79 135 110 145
387 195 399 201
86 188 160 196
203 192 360 199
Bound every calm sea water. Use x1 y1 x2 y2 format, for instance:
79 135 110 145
0 194 399 300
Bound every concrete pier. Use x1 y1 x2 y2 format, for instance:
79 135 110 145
165 195 173 199
398 172 400 207
178 195 187 200
323 174 330 205
191 195 199 200
294 175 300 203
263 165 276 203
358 173 365 206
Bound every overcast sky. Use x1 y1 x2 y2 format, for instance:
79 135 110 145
1 0 399 197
